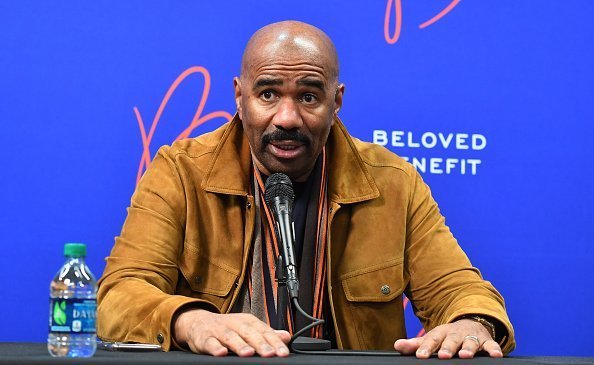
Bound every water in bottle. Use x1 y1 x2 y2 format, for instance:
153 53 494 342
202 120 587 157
48 243 97 357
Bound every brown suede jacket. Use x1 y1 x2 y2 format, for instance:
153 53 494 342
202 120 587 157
97 116 515 353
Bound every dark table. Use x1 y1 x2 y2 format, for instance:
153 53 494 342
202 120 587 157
1 343 592 365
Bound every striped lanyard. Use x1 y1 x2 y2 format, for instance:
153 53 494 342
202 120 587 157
249 148 329 338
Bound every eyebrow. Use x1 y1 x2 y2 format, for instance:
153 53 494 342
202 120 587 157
253 78 283 91
297 78 325 91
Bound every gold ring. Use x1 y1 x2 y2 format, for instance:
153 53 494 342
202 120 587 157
464 335 480 346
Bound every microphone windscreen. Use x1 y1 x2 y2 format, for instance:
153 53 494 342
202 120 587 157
264 173 295 208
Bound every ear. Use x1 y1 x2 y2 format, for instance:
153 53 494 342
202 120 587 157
334 83 345 116
233 77 243 118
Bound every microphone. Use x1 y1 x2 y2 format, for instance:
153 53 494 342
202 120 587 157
264 173 299 299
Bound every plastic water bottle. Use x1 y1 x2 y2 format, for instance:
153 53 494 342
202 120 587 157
48 243 97 357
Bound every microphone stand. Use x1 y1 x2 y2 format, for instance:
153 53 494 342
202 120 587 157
275 255 287 331
275 255 331 352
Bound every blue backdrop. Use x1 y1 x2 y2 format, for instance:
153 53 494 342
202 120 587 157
1 1 592 356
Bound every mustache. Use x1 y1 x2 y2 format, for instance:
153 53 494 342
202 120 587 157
262 129 311 146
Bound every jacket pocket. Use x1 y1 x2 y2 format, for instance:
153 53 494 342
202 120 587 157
338 258 407 350
340 257 405 302
179 244 240 297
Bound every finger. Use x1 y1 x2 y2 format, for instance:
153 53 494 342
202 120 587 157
437 332 464 359
274 330 291 344
217 328 256 357
416 330 447 359
263 330 290 356
481 339 503 358
198 336 228 357
235 322 277 357
393 337 423 355
458 335 482 359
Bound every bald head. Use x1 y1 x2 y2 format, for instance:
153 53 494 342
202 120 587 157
241 21 339 83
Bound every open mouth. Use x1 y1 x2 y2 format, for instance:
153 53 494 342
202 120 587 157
268 141 306 159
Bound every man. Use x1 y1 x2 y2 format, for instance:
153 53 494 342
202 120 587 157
98 21 515 359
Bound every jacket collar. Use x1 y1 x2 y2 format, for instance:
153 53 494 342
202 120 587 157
202 114 379 204
201 115 253 196
326 117 380 204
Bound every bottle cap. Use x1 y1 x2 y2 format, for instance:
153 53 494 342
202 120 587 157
64 243 87 257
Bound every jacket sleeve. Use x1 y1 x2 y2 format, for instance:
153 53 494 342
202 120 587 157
403 168 516 354
97 146 218 351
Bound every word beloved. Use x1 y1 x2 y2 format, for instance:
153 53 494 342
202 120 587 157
373 130 486 150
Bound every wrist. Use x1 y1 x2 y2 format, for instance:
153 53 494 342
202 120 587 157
173 308 209 346
457 315 496 341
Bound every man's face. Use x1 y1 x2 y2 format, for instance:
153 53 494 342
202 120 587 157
234 40 344 182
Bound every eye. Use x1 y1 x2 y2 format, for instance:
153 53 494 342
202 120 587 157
301 93 317 104
260 90 275 101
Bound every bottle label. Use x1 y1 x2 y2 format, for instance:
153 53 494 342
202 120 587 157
49 298 96 334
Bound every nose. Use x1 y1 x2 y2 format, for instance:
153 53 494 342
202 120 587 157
272 97 303 131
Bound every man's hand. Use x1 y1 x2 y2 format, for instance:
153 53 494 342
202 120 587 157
393 319 503 359
173 309 291 357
